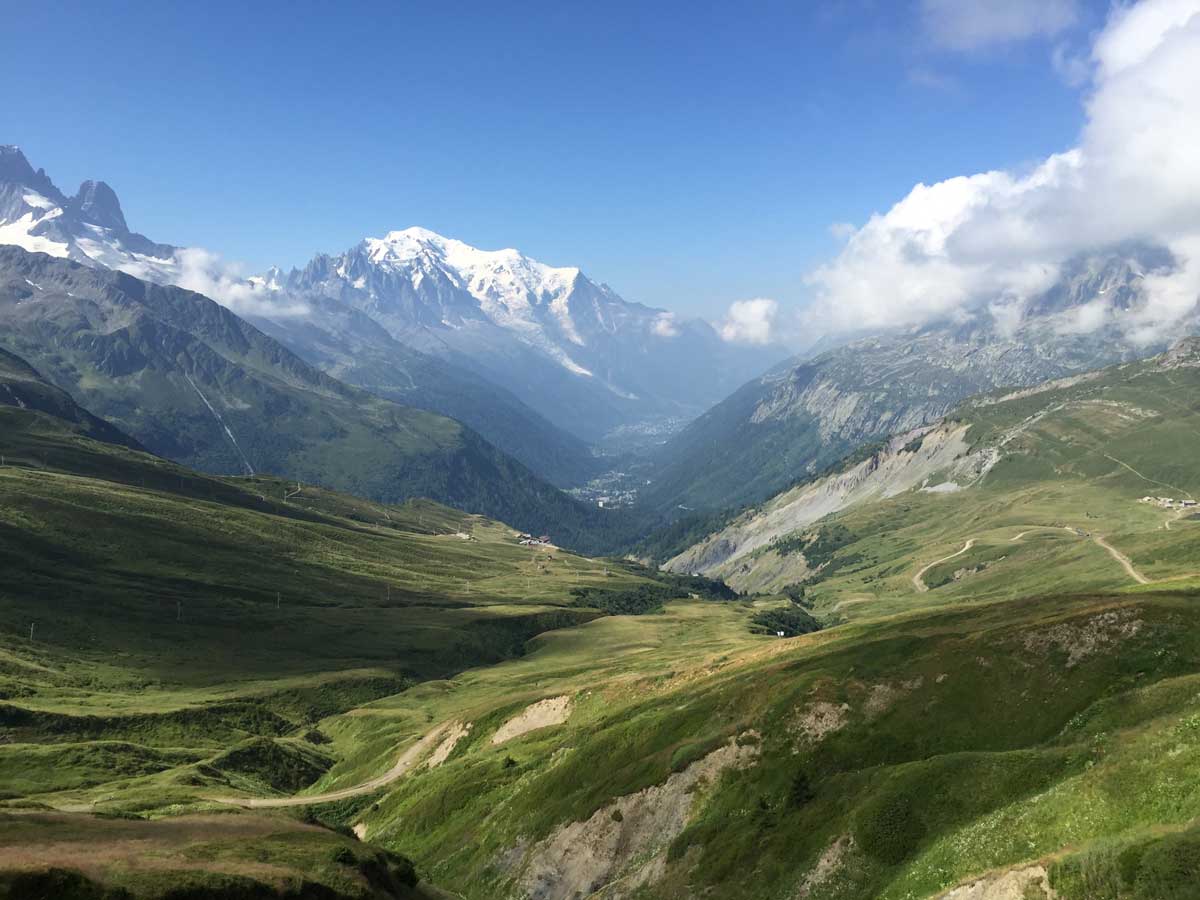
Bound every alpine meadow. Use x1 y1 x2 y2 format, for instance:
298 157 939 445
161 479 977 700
4 2 1200 899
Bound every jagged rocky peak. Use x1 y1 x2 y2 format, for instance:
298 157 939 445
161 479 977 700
0 145 63 205
68 180 128 232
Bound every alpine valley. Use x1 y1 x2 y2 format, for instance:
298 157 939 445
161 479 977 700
5 14 1200 896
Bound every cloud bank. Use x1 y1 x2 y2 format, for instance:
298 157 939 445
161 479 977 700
720 298 779 345
170 248 309 319
805 0 1200 346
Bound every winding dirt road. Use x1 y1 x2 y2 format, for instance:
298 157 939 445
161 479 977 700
212 722 450 809
1091 534 1151 585
915 526 1161 593
912 540 975 593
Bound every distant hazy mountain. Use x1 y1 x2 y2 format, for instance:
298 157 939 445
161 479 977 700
0 144 175 274
0 246 623 550
642 246 1189 517
272 227 784 441
243 293 599 487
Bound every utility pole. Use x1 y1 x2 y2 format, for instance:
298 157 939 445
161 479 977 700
29 622 34 641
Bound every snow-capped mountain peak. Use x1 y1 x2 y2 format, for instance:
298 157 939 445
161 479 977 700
271 224 781 432
359 226 583 311
0 145 175 276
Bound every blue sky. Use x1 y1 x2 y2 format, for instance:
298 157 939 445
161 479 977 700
5 0 1109 320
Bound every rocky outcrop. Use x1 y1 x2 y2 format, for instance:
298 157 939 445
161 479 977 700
517 735 759 900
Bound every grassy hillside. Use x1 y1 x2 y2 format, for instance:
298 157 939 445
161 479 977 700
0 386 729 897
0 346 142 450
0 404 658 690
0 812 445 900
318 588 1200 900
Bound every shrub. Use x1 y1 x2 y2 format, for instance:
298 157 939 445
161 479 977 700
788 771 815 808
854 791 925 864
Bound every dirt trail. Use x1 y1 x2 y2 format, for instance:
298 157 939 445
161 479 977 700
941 525 1179 590
1101 452 1195 501
213 722 450 809
1091 534 1151 585
913 540 975 592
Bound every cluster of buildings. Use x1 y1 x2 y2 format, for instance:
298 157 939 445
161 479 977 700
566 466 646 509
1140 496 1199 510
518 533 554 547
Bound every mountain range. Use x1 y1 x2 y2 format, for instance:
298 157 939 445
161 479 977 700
0 145 784 467
262 227 781 441
641 245 1188 524
5 142 1198 551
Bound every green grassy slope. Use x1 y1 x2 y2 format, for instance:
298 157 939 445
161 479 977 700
0 813 434 900
0 346 142 450
279 590 1200 900
0 405 651 690
0 391 663 813
0 389 712 897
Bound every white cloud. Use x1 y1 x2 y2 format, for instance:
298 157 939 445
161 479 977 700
921 0 1081 50
652 311 680 337
805 0 1200 345
719 298 778 345
171 247 309 319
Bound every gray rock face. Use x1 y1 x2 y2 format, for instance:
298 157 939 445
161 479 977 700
67 180 128 232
